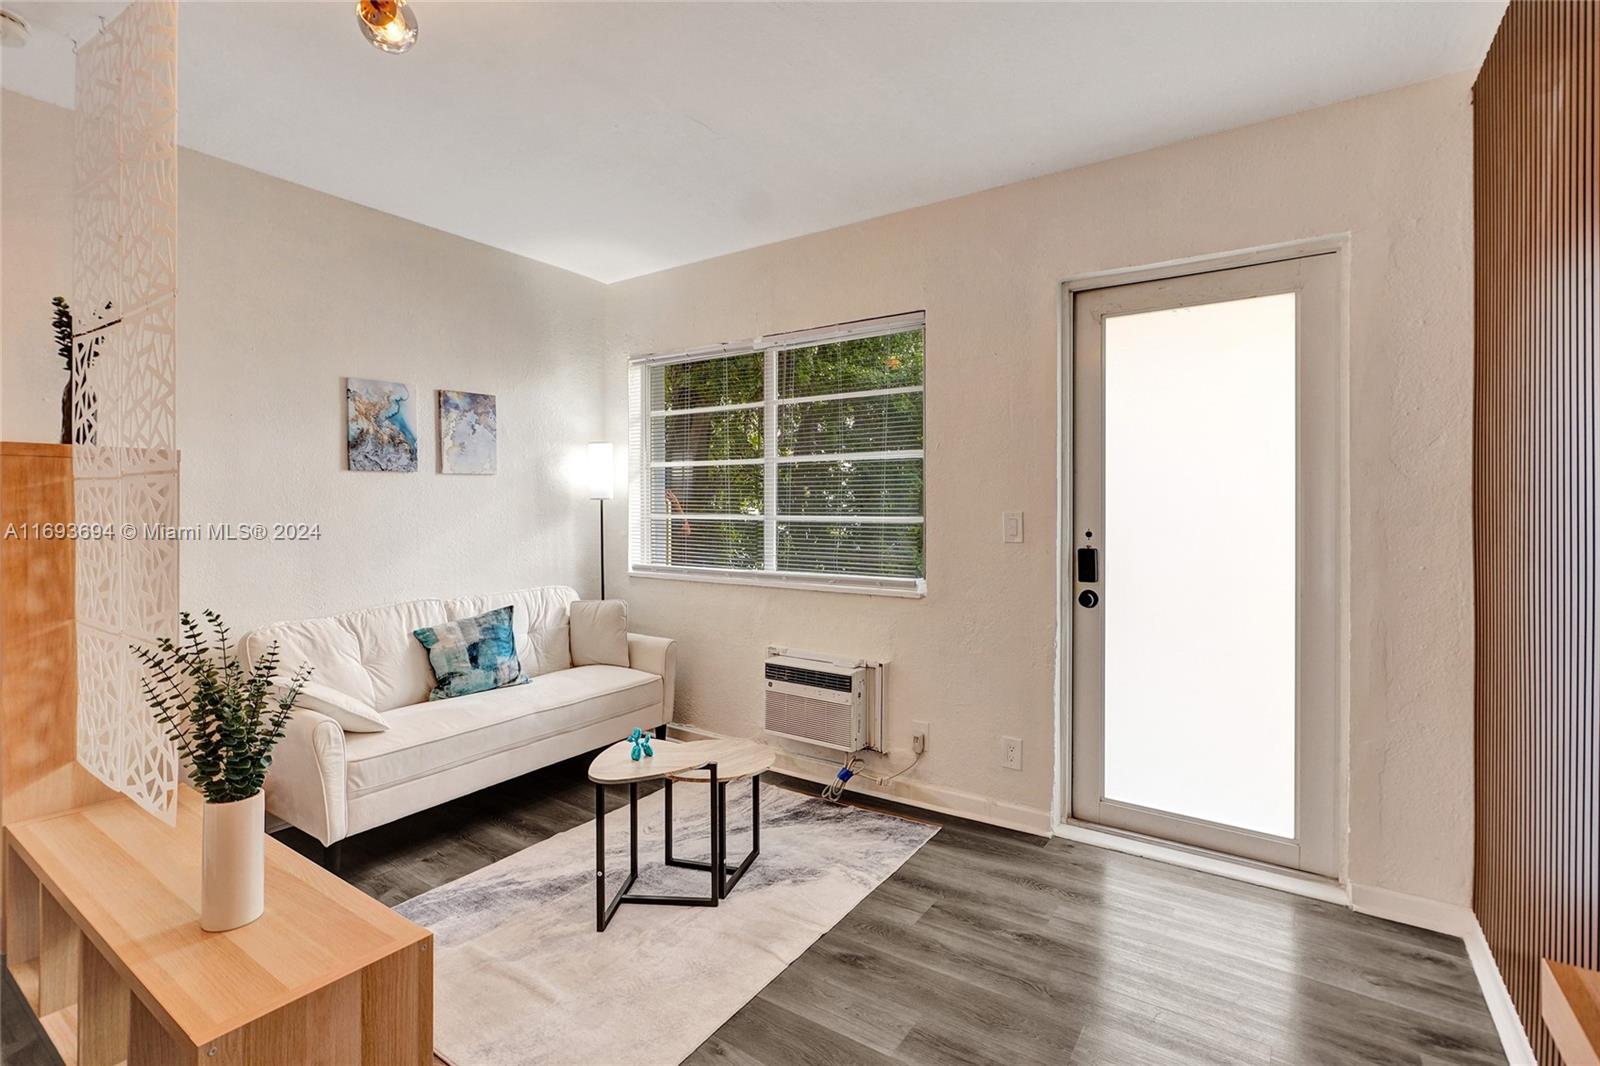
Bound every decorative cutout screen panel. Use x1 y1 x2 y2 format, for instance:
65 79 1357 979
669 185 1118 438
72 0 180 821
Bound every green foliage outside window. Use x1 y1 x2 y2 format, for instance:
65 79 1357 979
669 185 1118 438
652 327 925 578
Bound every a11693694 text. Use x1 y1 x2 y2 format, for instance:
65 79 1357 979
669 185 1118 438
1 522 322 542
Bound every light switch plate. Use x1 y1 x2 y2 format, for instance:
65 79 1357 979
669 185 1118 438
1002 511 1024 543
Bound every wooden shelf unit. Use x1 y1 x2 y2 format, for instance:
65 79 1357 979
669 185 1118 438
0 442 118 914
1543 959 1600 1066
3 790 432 1066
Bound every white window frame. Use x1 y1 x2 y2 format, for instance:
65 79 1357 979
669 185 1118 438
629 311 927 598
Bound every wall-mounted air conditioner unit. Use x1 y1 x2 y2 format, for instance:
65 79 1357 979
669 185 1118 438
763 647 885 753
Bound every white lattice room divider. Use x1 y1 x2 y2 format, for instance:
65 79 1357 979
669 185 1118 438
73 0 180 822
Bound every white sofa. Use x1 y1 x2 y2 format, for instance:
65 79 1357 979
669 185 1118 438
238 585 674 852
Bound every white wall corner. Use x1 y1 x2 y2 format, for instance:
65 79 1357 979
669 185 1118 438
1348 884 1535 1066
1348 882 1476 935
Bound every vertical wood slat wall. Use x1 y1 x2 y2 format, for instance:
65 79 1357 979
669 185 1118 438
1473 3 1599 1063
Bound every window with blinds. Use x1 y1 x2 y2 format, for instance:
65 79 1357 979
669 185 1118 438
629 312 925 595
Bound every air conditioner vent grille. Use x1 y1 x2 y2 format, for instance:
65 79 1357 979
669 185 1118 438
765 691 853 748
764 662 853 692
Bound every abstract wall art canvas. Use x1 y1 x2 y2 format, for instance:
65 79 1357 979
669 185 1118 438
347 377 418 472
438 389 497 474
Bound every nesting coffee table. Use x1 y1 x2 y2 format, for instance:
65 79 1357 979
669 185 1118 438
588 737 775 931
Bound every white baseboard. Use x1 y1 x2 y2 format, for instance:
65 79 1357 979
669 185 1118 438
1348 882 1476 936
668 723 1054 836
1462 920 1537 1065
1349 884 1535 1066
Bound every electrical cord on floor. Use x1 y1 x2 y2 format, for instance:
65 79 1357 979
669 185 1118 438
821 758 863 803
682 731 921 802
853 750 922 785
820 750 922 803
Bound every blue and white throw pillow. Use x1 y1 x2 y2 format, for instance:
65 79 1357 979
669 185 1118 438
413 605 527 701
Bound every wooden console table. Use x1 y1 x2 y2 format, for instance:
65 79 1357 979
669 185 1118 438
3 789 432 1065
1543 959 1600 1066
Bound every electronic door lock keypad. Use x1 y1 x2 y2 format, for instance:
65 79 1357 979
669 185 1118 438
1076 546 1099 583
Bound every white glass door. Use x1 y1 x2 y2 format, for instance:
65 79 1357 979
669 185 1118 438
1069 254 1340 876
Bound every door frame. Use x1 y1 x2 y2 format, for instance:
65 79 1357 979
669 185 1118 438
1052 236 1352 883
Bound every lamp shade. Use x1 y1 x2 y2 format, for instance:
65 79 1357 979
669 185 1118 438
587 441 615 500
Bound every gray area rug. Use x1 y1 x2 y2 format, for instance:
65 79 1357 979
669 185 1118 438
397 780 938 1066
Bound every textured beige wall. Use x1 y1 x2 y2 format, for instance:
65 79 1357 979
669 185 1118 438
1 92 76 446
1 91 610 633
176 149 610 632
605 75 1476 903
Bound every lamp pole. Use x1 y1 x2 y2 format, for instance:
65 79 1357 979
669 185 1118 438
589 441 615 600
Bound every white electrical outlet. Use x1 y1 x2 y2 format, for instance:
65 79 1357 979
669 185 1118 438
1002 511 1024 543
1001 736 1022 770
911 720 930 754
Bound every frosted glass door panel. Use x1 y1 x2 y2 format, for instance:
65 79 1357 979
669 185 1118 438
1101 293 1296 838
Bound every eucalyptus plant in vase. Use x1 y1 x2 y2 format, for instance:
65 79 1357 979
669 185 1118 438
132 610 311 931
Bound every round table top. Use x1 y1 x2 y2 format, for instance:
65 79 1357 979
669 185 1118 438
587 737 775 785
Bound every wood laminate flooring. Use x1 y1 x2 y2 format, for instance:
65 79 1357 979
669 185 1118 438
1 754 1505 1065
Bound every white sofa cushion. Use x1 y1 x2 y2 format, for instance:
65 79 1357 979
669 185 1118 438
569 599 629 667
344 598 449 711
344 701 664 840
239 616 377 711
343 665 661 798
527 623 572 676
285 679 387 733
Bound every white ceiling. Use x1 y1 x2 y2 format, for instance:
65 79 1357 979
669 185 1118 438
3 1 1505 283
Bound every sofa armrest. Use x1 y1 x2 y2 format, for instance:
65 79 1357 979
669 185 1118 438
264 707 349 847
627 633 677 723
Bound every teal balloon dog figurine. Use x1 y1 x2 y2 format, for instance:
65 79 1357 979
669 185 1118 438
629 727 654 761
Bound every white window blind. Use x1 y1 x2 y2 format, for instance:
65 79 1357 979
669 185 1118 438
629 312 925 595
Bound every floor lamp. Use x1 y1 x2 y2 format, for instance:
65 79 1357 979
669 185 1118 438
588 442 615 599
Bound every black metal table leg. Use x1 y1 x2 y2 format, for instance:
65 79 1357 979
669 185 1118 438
718 773 761 896
594 749 774 928
664 778 674 865
661 772 763 899
596 781 644 931
717 780 729 897
598 762 723 925
752 773 761 853
709 762 721 904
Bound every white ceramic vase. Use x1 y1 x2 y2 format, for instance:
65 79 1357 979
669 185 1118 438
200 791 265 932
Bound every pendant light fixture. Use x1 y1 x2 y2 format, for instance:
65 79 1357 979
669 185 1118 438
356 0 417 54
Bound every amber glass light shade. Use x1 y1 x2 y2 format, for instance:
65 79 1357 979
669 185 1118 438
356 0 417 54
